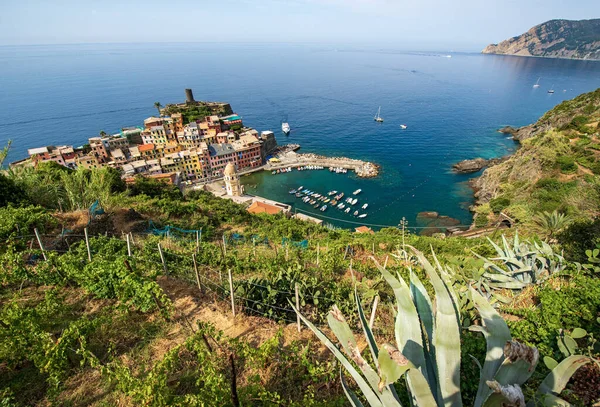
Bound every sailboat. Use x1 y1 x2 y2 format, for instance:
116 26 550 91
548 85 555 94
533 77 541 88
374 107 384 123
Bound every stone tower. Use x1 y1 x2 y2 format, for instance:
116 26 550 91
224 162 241 197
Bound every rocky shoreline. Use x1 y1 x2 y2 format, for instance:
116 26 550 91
452 156 509 174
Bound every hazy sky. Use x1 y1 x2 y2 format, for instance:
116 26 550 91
1 0 598 50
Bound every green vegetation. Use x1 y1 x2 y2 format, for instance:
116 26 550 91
2 87 600 406
475 88 600 229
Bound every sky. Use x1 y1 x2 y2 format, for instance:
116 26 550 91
0 0 598 50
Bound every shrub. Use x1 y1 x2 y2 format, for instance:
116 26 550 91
555 156 577 174
489 197 510 214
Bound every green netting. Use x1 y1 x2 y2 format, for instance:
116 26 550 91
282 237 308 249
148 221 201 239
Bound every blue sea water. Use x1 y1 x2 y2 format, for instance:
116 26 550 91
1 43 599 229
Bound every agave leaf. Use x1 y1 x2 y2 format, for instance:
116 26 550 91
410 270 439 401
487 281 528 290
470 288 512 407
406 368 438 407
487 237 505 257
371 257 427 378
537 355 591 398
378 345 411 388
410 247 462 407
537 393 572 407
291 303 385 407
355 289 379 364
431 250 461 322
482 272 520 283
340 367 366 407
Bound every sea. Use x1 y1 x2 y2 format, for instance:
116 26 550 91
1 43 600 230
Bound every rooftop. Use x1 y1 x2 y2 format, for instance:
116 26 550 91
247 201 283 215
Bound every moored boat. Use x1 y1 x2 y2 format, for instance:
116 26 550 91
353 189 362 195
362 203 369 210
358 214 367 218
345 208 351 214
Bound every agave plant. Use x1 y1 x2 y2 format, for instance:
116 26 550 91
474 233 566 292
292 247 590 406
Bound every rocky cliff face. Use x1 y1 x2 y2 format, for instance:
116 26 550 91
483 19 600 60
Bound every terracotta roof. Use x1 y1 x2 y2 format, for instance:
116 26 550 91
247 201 283 215
355 226 374 234
138 143 155 152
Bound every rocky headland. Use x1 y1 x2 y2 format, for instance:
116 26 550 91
452 157 508 174
482 19 600 60
468 88 600 228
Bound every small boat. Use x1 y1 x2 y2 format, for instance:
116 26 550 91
282 122 291 134
320 205 327 212
533 77 541 88
328 190 337 196
400 124 407 129
358 214 367 218
324 198 330 203
314 203 320 208
353 211 359 216
331 200 337 206
374 106 384 123
272 171 276 175
309 200 316 205
353 189 362 195
289 189 296 194
338 204 345 209
351 198 358 205
345 208 351 214
297 186 303 191
548 85 555 94
362 203 369 210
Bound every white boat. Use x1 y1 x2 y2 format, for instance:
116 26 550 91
358 214 367 218
320 205 327 212
374 106 384 123
353 189 362 195
362 203 368 210
345 208 351 214
533 77 541 88
400 124 407 129
351 198 358 205
353 210 359 216
548 85 555 94
338 204 345 209
282 122 291 134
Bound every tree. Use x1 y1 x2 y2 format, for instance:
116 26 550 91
99 130 107 137
154 102 162 117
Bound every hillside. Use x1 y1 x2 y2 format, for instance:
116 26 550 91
482 19 600 60
1 132 600 404
472 88 600 231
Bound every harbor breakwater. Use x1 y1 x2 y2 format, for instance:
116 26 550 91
267 151 379 178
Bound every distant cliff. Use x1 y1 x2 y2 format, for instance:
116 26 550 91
482 19 600 60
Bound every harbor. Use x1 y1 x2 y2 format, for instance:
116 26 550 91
288 186 370 219
266 150 379 178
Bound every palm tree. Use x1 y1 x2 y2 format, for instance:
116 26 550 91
533 210 572 239
154 102 162 117
99 130 107 137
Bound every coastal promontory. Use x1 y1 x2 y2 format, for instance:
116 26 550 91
482 19 600 60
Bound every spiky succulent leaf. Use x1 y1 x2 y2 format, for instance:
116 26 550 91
291 303 386 407
372 257 427 378
411 247 462 407
406 368 438 406
340 367 366 407
378 344 410 389
355 289 379 364
470 287 512 407
536 355 591 398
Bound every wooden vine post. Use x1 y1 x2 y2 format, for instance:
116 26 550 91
84 227 92 262
316 242 320 265
192 253 202 294
158 243 168 275
295 283 301 332
126 233 132 257
34 228 47 261
228 269 236 317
